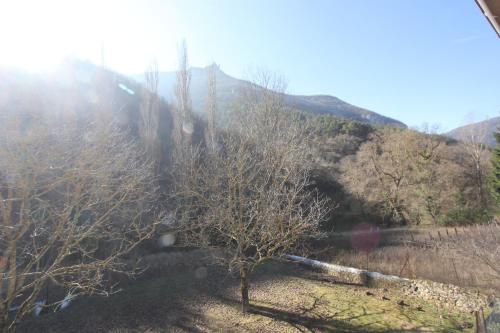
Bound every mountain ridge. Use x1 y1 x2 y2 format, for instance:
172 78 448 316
131 66 406 128
447 116 500 147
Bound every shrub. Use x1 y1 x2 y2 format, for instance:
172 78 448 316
439 208 492 226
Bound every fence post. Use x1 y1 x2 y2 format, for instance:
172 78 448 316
475 308 486 333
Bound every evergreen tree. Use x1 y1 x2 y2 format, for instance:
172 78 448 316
490 130 500 207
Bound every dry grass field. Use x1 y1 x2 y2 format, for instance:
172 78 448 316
319 224 500 295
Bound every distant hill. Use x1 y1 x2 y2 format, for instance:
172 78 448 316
131 66 406 128
447 116 500 147
0 59 152 137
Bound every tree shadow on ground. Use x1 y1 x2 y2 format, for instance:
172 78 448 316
211 294 453 333
15 256 468 333
248 303 462 333
15 263 229 332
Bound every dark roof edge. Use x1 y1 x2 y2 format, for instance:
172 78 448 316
475 0 500 38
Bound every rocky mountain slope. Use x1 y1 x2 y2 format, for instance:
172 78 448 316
447 116 500 147
132 66 406 127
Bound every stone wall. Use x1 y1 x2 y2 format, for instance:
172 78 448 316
403 280 488 313
286 254 409 288
286 254 489 313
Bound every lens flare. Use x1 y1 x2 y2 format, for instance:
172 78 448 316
158 233 176 248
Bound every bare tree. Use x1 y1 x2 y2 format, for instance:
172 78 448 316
174 73 329 312
340 128 411 224
139 62 161 172
340 128 456 225
0 114 160 332
173 39 193 148
457 120 491 209
407 126 445 223
205 63 217 152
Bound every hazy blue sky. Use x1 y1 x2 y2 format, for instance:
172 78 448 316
1 0 499 130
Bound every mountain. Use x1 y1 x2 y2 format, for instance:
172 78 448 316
0 59 150 136
447 116 500 147
131 66 406 127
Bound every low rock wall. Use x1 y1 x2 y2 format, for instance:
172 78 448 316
403 280 488 313
286 254 488 312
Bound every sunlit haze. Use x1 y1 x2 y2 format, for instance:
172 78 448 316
1 1 500 331
1 0 499 130
0 0 181 72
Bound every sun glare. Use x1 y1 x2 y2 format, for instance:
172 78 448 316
0 1 95 71
0 0 180 73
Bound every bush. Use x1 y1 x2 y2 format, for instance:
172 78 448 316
439 208 492 226
310 114 374 139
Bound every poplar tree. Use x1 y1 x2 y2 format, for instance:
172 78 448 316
490 130 500 206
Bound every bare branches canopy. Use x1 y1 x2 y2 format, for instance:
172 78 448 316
0 116 160 331
173 72 330 312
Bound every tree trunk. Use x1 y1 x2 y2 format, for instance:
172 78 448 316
239 266 250 313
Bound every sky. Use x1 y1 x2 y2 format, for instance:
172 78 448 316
0 0 499 131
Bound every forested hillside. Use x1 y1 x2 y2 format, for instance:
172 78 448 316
2 59 495 231
307 116 494 229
